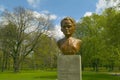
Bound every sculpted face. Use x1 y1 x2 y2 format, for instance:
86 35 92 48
61 19 75 38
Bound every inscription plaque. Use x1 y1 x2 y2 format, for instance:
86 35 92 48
58 55 82 80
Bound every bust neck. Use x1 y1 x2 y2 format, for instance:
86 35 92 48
64 36 72 40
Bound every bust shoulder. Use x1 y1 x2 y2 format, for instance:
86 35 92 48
57 37 82 49
70 37 82 44
57 37 82 55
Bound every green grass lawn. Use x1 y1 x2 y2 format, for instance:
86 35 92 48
0 70 57 80
83 71 120 80
0 70 120 80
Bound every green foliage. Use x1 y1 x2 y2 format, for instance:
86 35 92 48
33 35 58 70
0 7 55 72
75 14 106 71
102 8 120 71
0 6 120 72
75 8 120 71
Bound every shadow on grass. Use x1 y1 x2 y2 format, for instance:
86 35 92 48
34 75 57 79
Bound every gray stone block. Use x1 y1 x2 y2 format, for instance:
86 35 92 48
57 55 82 80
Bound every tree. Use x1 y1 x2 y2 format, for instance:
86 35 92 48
33 35 58 70
0 7 54 72
0 23 15 71
75 14 107 71
75 8 120 71
102 8 120 71
0 50 3 71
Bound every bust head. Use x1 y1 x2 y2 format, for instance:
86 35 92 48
61 17 76 38
57 17 81 55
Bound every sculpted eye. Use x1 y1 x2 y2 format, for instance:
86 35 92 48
67 25 72 28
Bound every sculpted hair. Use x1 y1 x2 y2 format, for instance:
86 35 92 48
61 17 76 27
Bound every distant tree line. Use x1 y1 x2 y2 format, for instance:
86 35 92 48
75 8 120 72
0 6 120 73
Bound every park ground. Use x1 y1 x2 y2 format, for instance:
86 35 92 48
0 70 120 80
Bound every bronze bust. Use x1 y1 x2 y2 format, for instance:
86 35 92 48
57 17 82 55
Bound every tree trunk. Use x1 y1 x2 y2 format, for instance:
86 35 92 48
1 58 5 72
82 65 84 71
92 62 99 72
95 64 99 72
13 57 20 72
1 50 10 72
1 53 6 72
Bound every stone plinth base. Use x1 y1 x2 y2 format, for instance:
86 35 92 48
57 55 82 80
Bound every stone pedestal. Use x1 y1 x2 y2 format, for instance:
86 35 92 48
57 55 82 80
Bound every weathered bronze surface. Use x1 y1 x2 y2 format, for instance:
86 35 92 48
57 17 82 55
